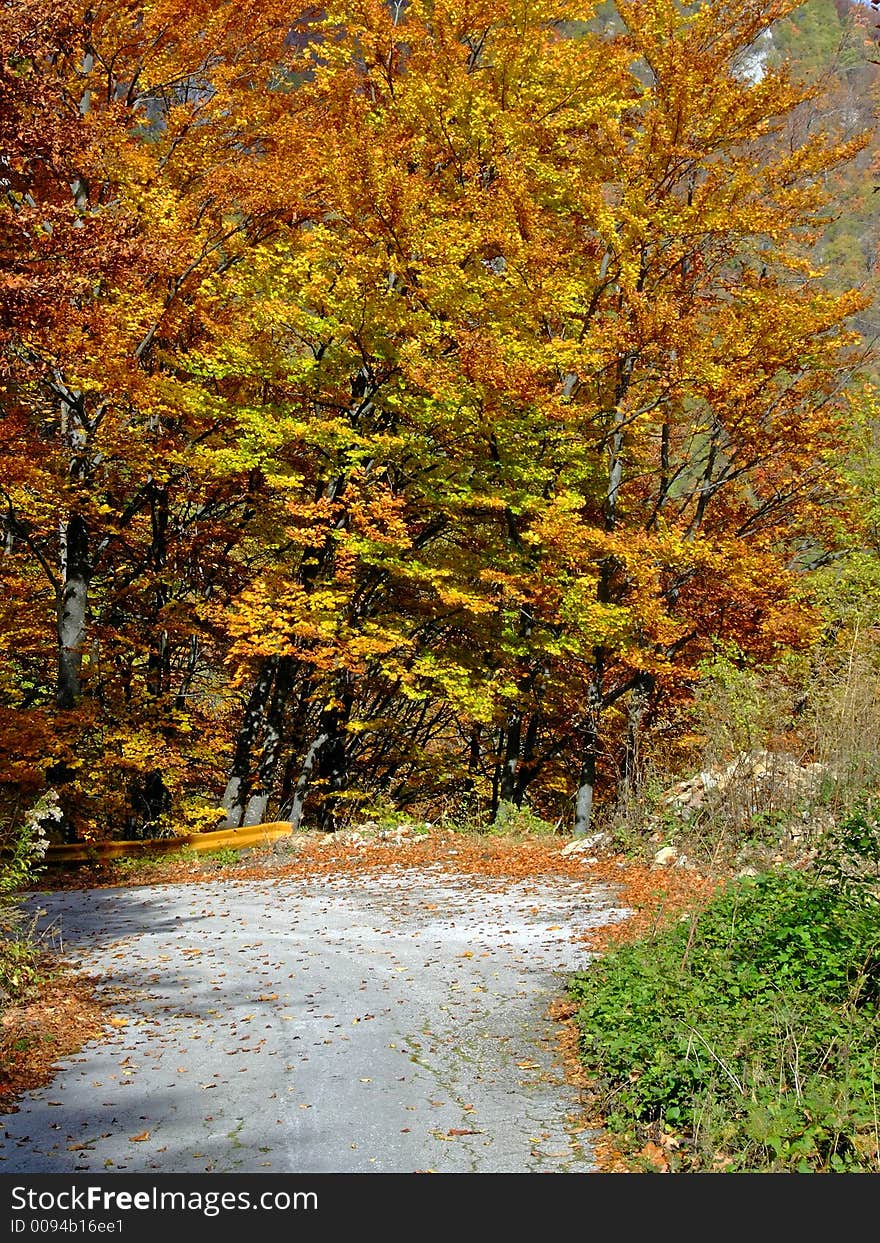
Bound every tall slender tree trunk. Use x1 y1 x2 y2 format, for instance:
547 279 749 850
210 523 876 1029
513 712 540 805
316 715 349 832
282 686 352 830
242 656 294 826
145 483 170 699
573 679 602 837
621 672 654 804
573 720 597 838
174 635 201 711
56 512 89 709
498 708 522 806
283 687 353 832
580 345 638 836
220 657 278 827
284 728 329 830
461 722 482 806
489 725 504 820
316 682 355 831
494 605 535 816
497 708 542 810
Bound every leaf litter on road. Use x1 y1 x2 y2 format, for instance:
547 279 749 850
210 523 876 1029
1 833 720 1173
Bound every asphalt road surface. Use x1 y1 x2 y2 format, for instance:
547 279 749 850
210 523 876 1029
0 865 627 1174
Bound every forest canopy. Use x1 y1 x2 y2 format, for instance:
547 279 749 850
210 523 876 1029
0 0 874 841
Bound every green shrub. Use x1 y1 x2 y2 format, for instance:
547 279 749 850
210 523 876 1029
814 803 880 899
487 801 558 836
202 846 242 867
0 795 53 1001
568 869 880 1171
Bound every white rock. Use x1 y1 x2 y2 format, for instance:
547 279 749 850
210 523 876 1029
654 846 678 866
561 832 608 856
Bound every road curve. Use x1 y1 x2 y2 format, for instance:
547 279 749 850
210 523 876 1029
0 865 627 1174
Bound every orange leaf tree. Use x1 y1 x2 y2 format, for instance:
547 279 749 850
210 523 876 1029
0 0 320 835
183 0 869 833
1 0 870 837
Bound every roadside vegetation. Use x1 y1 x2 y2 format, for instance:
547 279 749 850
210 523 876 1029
565 636 880 1174
0 799 51 1004
568 818 880 1171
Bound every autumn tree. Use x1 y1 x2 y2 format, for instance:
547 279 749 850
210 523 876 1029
1 0 871 839
0 0 321 835
192 0 866 834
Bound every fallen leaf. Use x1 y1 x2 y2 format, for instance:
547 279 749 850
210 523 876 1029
128 1131 150 1143
638 1141 670 1172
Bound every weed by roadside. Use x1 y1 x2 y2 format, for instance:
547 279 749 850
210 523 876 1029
0 796 53 1002
567 851 880 1172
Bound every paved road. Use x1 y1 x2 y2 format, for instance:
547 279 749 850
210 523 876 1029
0 865 627 1174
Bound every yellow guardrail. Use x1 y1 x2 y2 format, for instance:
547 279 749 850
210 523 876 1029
42 821 294 865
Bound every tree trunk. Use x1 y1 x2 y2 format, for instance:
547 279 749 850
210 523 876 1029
573 680 602 837
621 672 653 803
56 512 89 709
461 722 482 805
489 725 504 820
220 657 278 827
316 722 349 832
145 483 169 699
513 712 540 805
283 684 353 831
573 722 597 838
284 730 329 830
242 656 294 826
315 687 354 831
174 635 201 711
498 708 522 806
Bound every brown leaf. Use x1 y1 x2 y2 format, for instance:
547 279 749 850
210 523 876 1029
638 1141 670 1172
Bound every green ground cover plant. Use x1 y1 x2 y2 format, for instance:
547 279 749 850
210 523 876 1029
568 814 880 1171
0 796 52 1000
